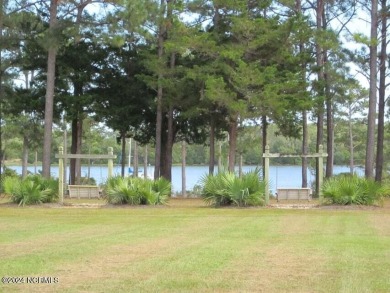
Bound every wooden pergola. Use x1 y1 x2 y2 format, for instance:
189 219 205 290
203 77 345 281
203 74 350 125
262 144 328 205
55 147 117 203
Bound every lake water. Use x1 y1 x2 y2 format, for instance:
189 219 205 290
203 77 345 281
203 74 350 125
4 165 363 195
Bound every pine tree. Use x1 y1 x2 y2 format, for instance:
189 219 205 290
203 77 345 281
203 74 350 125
365 0 378 178
375 0 387 182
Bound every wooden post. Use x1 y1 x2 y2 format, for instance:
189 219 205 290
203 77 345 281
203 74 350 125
128 138 132 175
108 147 114 178
181 141 186 197
218 141 222 173
134 141 138 177
144 145 148 179
318 144 324 199
239 154 243 178
264 145 270 205
34 151 38 174
63 128 67 195
58 147 64 204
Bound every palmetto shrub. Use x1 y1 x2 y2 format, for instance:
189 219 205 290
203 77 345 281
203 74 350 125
148 177 171 205
322 174 385 205
104 176 170 205
0 167 19 193
201 169 265 207
3 176 20 196
27 175 59 202
379 178 390 197
201 172 233 206
105 177 141 205
3 175 59 206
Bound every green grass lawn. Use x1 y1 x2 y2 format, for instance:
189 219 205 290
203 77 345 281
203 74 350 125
1 198 390 292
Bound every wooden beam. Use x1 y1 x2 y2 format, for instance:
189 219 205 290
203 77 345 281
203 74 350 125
55 154 116 159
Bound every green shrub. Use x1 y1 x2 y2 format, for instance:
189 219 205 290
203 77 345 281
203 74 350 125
149 177 170 205
3 176 21 196
105 177 139 204
201 169 265 207
0 167 19 193
104 176 171 205
378 178 390 197
322 175 385 205
103 175 123 193
3 175 59 206
27 175 59 202
232 170 266 206
201 172 233 206
14 180 48 206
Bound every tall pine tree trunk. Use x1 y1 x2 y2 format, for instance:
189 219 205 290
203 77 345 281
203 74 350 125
161 119 174 181
22 136 29 178
70 116 82 185
121 134 126 177
228 115 238 172
218 141 222 172
296 0 308 188
161 50 176 182
209 115 215 175
348 104 354 174
365 0 378 178
302 110 308 187
325 71 334 178
315 0 325 195
261 115 268 179
70 119 77 185
155 79 163 179
324 10 333 179
375 0 386 182
76 117 82 184
42 0 58 178
35 151 38 174
322 3 333 178
160 2 176 182
154 0 166 179
160 130 168 179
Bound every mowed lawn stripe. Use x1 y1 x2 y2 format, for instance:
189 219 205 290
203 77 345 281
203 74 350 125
0 208 218 276
214 211 330 292
328 211 390 293
281 210 390 293
1 208 271 292
206 210 390 293
62 212 276 293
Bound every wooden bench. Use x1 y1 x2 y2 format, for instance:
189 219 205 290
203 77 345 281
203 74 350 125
68 185 100 199
276 187 311 201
